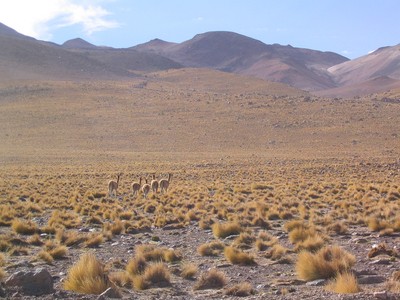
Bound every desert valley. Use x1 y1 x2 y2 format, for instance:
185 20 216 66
0 22 399 299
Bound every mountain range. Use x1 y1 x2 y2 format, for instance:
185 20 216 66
1 22 399 97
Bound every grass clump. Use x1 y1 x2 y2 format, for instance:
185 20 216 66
197 240 225 256
326 272 361 294
132 262 171 290
11 219 38 235
126 254 147 276
224 246 256 265
180 262 197 280
64 252 111 295
387 270 400 292
194 268 227 290
296 245 356 281
212 221 242 238
224 282 255 297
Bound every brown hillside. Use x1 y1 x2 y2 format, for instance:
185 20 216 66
0 68 398 164
328 44 400 86
134 31 349 91
314 76 400 98
0 34 135 82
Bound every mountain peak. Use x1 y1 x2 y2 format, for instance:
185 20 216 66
62 38 98 49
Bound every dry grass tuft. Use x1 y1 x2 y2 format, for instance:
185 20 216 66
224 282 254 297
387 270 400 292
224 246 256 265
212 221 242 239
85 234 104 248
294 234 326 252
126 254 147 276
38 250 54 264
64 252 111 295
197 240 225 256
109 271 132 288
194 268 227 290
326 271 361 294
296 245 356 281
180 262 198 280
133 262 171 290
11 219 38 235
264 244 288 260
368 243 398 258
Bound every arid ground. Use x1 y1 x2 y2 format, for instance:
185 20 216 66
0 69 399 299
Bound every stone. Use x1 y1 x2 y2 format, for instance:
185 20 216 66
358 275 386 284
305 279 326 286
5 268 53 296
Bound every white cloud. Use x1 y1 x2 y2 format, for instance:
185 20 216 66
0 0 119 40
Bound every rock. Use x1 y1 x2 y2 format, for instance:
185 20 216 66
355 269 378 276
5 268 53 296
97 287 122 299
0 284 6 297
358 275 386 284
370 258 392 265
306 279 326 286
374 291 390 300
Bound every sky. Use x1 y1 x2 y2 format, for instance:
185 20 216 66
0 0 399 59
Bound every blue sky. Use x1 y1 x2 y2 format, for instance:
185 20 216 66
0 0 399 59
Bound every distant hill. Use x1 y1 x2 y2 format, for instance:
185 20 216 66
0 22 183 81
314 76 400 98
328 44 400 85
62 38 100 49
2 22 400 97
133 31 349 91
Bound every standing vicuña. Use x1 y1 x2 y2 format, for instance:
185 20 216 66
159 173 172 194
131 177 142 197
108 174 121 197
142 178 151 199
151 174 159 194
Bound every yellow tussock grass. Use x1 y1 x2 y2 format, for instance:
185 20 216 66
224 246 256 265
64 252 111 295
296 245 356 281
326 272 361 294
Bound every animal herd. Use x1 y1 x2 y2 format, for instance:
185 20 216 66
108 173 172 198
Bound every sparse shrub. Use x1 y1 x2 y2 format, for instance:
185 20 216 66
367 217 390 232
288 226 317 244
180 262 197 279
224 282 254 297
126 254 147 276
85 234 104 248
27 234 43 246
197 240 225 256
110 219 124 235
133 262 171 290
326 271 361 294
224 246 255 265
296 245 356 281
64 252 111 294
387 270 400 292
37 250 54 264
0 267 6 281
294 234 325 252
11 219 38 235
48 245 68 259
212 221 242 238
264 244 288 260
87 215 103 225
194 268 227 290
163 248 182 262
232 232 256 249
327 221 348 235
368 243 398 258
109 271 132 288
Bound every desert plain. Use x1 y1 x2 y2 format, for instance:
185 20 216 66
0 67 399 299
